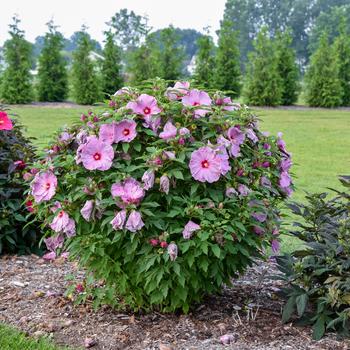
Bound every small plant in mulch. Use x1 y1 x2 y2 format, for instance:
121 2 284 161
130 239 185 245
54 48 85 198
27 79 293 312
277 175 350 339
0 106 38 254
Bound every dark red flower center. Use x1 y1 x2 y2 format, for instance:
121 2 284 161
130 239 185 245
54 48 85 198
58 211 64 218
123 128 130 136
193 102 200 106
93 152 101 161
45 182 51 190
201 160 210 168
143 107 151 115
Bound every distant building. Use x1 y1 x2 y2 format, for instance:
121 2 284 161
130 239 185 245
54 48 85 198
187 55 196 75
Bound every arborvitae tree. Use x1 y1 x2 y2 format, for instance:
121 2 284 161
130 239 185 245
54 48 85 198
333 17 350 106
214 19 241 97
305 32 342 108
71 26 100 105
129 35 160 84
101 30 123 96
1 16 33 104
194 32 216 88
157 26 185 81
243 27 282 106
275 30 299 105
37 20 68 102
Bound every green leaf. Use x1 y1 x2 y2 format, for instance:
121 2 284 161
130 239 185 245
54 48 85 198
122 142 130 153
190 183 199 196
312 316 326 340
133 142 142 152
172 170 184 180
211 244 221 258
296 294 308 317
282 296 296 322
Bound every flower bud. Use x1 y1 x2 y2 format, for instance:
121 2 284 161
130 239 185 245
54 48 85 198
167 243 178 261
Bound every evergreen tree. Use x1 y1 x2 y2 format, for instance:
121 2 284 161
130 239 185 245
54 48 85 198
157 26 184 81
275 30 299 105
129 35 160 84
71 26 100 105
101 30 123 96
243 27 282 106
1 16 33 104
37 20 68 102
305 32 342 108
214 19 241 97
194 32 216 88
333 17 350 106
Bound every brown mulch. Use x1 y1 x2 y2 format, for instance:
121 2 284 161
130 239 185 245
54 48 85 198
0 255 349 350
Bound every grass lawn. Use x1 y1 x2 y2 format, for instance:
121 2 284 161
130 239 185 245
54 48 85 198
11 104 350 252
11 105 87 148
0 323 71 350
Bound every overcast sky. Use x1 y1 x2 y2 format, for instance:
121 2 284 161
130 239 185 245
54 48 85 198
0 0 227 45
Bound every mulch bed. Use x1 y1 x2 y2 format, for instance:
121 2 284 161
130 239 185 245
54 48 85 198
0 255 349 350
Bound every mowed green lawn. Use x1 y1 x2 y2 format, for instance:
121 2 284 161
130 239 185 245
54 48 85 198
12 104 350 251
12 105 87 148
257 108 350 201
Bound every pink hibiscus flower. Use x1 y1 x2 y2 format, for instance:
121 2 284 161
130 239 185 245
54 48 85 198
44 234 64 253
125 210 144 232
31 171 57 203
111 178 145 206
115 119 137 143
0 111 13 131
142 169 155 190
165 81 190 100
189 146 224 183
111 210 127 230
215 97 239 111
99 123 116 144
227 126 245 157
182 220 201 239
80 200 94 222
216 145 231 175
126 94 161 117
182 89 212 118
80 136 114 171
50 209 76 237
159 121 177 140
50 210 70 232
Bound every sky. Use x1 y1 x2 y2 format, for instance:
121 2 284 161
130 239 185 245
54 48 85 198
0 0 227 45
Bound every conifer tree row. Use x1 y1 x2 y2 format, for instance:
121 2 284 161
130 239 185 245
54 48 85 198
194 32 216 89
243 27 282 106
37 20 68 102
101 30 123 96
1 16 33 104
71 26 101 105
214 19 241 97
333 17 350 106
305 32 342 108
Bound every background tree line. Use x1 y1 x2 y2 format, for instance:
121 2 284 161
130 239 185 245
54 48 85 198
0 0 349 107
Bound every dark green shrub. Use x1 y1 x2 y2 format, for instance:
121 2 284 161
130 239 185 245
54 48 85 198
0 106 38 254
277 175 350 339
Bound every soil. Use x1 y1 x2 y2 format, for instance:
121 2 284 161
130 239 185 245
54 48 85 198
0 255 349 350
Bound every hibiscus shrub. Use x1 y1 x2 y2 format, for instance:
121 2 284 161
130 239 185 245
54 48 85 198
0 107 38 254
28 79 293 311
